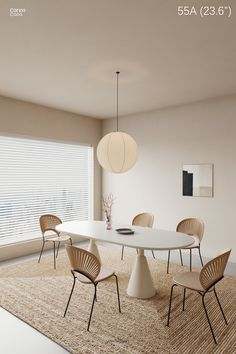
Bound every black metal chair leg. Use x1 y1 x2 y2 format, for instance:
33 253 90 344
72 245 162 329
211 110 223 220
53 242 56 269
190 249 192 272
64 275 76 317
38 241 45 263
179 249 183 266
114 274 121 313
213 288 228 325
167 250 171 274
121 245 124 260
87 284 97 331
70 238 72 246
202 294 217 344
151 250 155 259
56 241 60 258
198 247 204 267
182 288 186 311
166 284 176 326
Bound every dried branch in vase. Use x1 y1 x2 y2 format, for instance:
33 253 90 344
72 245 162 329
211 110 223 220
102 193 115 222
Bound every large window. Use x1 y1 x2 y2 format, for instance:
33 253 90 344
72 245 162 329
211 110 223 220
0 136 93 245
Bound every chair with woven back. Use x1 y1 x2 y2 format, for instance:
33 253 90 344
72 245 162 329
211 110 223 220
64 245 121 331
166 249 231 344
167 218 204 273
38 214 72 269
121 212 155 260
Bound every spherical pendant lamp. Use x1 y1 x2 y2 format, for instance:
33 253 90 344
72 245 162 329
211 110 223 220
97 72 138 173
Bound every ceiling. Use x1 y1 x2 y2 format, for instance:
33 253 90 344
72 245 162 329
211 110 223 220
1 0 236 119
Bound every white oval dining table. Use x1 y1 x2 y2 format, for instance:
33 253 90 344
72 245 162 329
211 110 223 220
56 220 194 299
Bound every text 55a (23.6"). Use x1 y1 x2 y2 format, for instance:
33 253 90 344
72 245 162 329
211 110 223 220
177 6 232 18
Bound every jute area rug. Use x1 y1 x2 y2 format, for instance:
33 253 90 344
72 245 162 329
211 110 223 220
0 246 236 354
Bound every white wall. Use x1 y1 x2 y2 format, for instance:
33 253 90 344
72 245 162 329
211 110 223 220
0 95 102 260
102 95 236 263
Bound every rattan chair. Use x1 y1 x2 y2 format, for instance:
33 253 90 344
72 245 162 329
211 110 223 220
64 245 121 331
167 249 231 344
167 218 204 273
121 212 154 260
38 214 72 269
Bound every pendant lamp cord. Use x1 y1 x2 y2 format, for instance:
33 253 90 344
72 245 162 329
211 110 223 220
116 71 120 132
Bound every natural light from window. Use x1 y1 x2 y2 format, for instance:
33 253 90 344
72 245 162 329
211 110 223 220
0 136 93 245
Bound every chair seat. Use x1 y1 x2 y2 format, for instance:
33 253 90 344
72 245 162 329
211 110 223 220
182 236 200 249
45 235 71 242
173 271 205 292
77 266 115 284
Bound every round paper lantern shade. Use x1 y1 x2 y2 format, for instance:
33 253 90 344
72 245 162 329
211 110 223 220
97 131 138 173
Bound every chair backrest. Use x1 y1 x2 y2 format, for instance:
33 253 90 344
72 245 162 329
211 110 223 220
66 245 101 282
176 218 204 242
132 213 154 228
200 249 231 290
39 214 62 237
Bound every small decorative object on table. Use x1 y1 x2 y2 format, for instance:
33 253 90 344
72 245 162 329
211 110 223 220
102 193 115 230
116 228 134 235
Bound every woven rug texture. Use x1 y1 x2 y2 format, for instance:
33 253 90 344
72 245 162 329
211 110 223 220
0 246 236 354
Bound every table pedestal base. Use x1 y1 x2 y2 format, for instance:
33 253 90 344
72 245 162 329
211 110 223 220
88 239 101 264
127 249 156 299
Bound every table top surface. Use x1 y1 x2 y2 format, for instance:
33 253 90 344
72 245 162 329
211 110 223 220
56 220 194 250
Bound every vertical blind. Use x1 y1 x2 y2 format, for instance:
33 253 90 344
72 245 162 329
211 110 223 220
0 136 93 245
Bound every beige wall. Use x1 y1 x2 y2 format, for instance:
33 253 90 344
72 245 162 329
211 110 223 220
102 95 236 263
0 95 102 260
